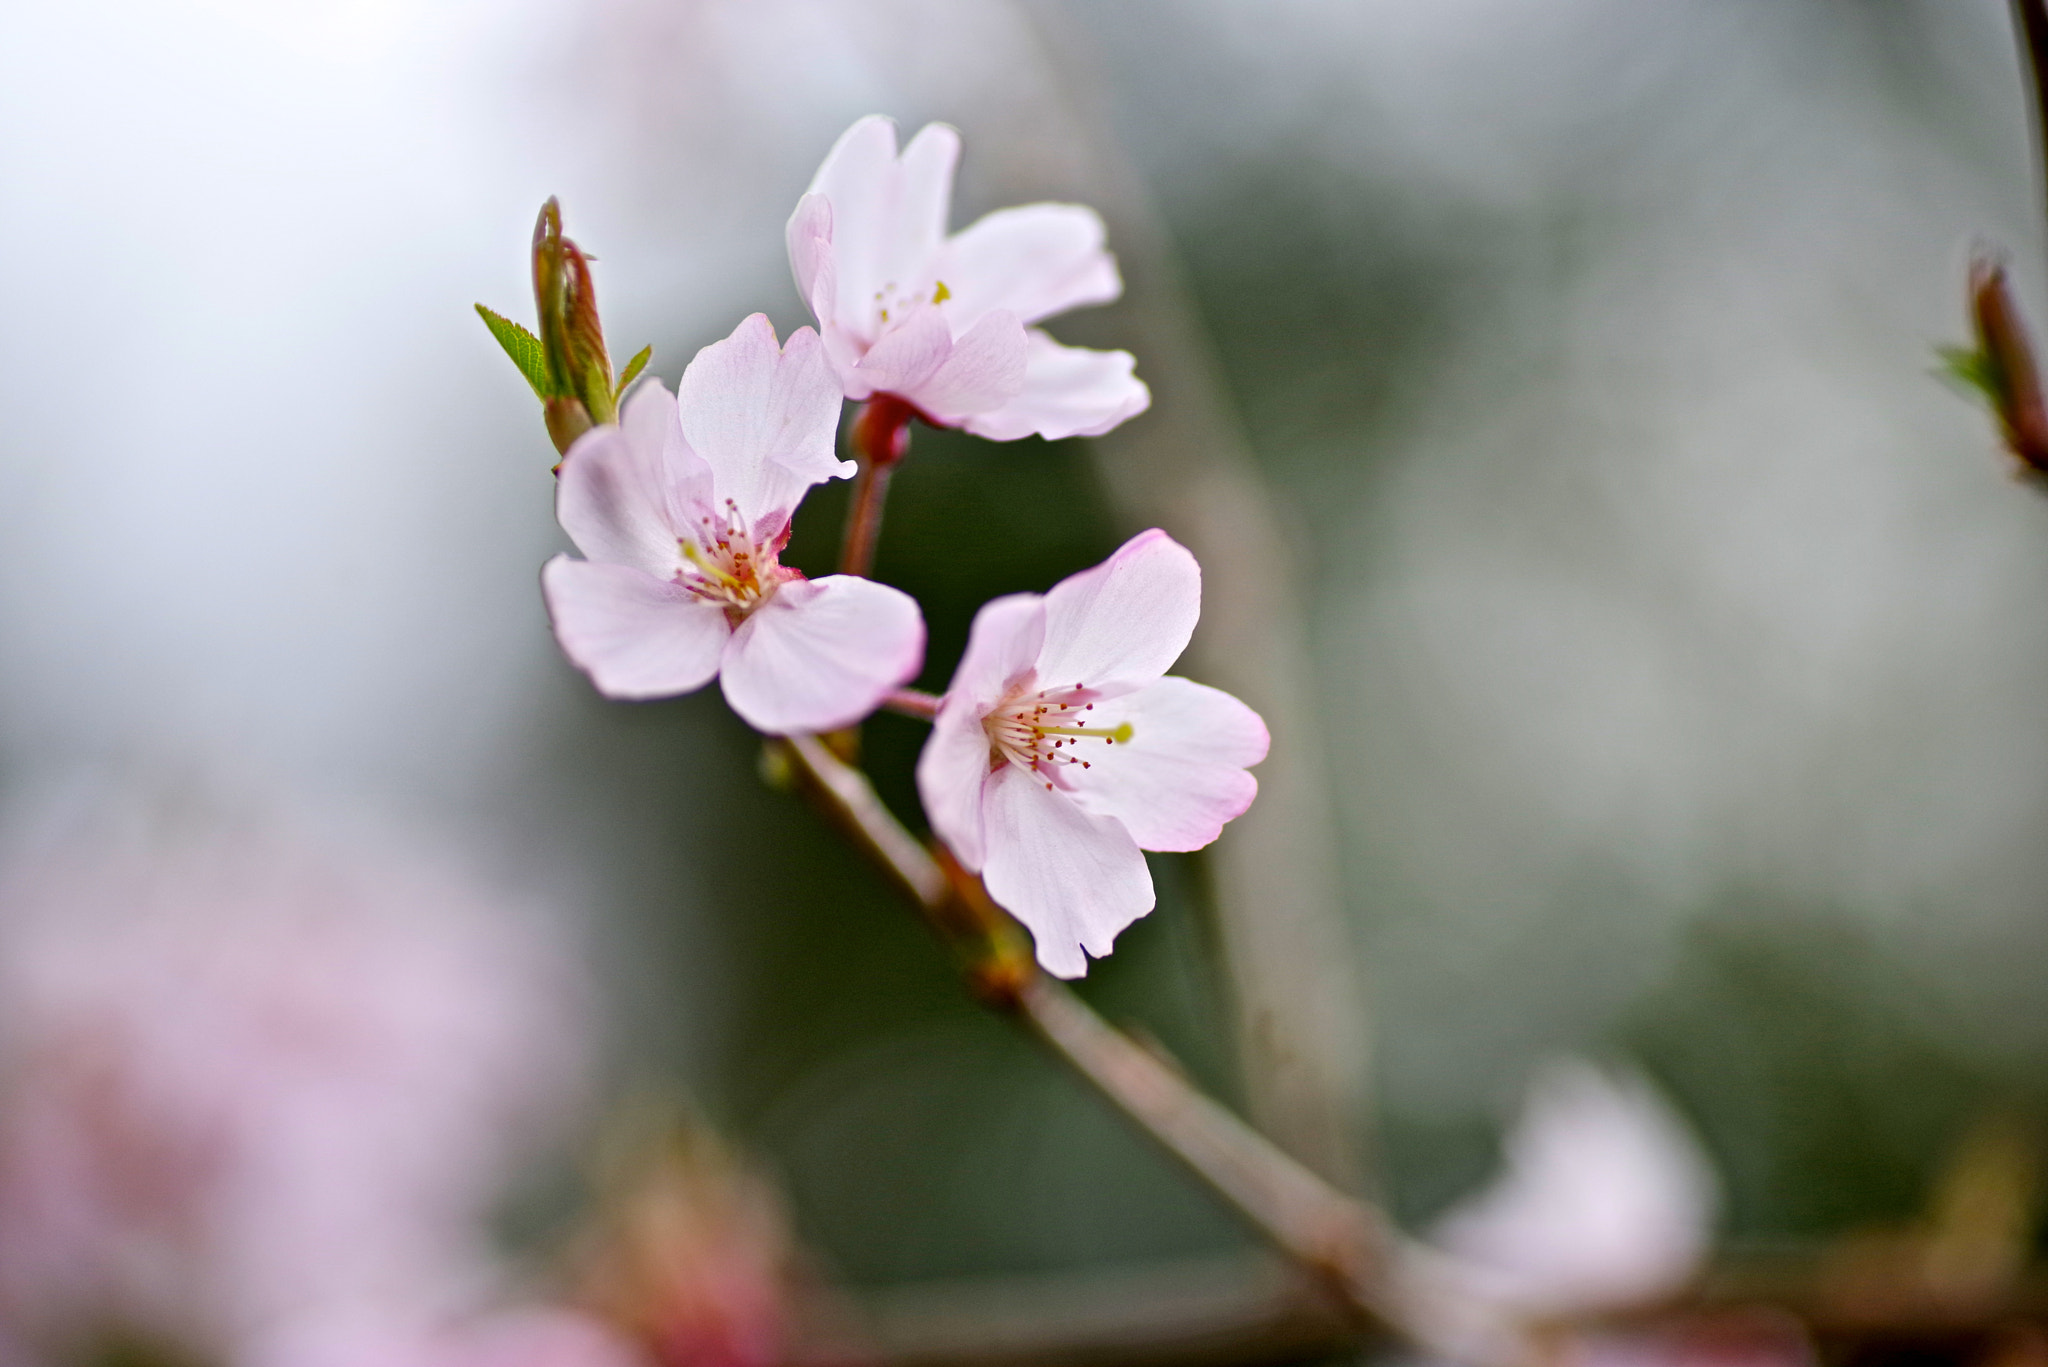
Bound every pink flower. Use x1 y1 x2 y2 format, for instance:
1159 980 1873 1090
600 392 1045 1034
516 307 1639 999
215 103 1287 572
542 314 924 734
1429 1060 1719 1318
251 1307 650 1367
915 531 1267 977
0 804 599 1362
785 116 1150 442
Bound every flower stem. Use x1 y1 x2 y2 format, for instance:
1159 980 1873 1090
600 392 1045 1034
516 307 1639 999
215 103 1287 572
839 395 917 579
882 687 942 721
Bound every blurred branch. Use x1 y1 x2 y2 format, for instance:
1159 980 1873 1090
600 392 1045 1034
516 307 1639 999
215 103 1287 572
795 1254 1357 1367
768 735 1531 1366
2015 0 2048 270
1005 0 1370 1192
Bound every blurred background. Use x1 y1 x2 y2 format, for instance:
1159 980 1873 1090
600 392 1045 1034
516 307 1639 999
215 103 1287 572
2 0 2047 1360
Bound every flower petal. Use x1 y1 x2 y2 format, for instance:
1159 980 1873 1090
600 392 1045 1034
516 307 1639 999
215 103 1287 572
940 204 1122 330
541 556 728 700
786 192 838 330
945 592 1047 712
804 115 901 314
553 383 692 577
1429 1060 1718 1316
1065 677 1267 852
675 314 852 532
847 303 953 402
1033 530 1200 694
980 767 1153 978
917 703 994 870
720 575 925 734
964 330 1151 442
805 117 958 336
910 308 1029 421
895 122 962 267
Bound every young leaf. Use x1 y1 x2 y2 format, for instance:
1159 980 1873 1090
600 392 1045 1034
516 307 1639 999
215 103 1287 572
1935 343 1999 404
475 304 554 399
614 344 653 402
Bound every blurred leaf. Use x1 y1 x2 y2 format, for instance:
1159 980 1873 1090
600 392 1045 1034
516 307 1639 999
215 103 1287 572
1935 343 2000 405
615 344 652 402
476 303 554 399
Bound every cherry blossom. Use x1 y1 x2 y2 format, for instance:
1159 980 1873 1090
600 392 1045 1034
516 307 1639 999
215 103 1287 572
0 802 598 1365
542 314 924 734
915 530 1266 977
1430 1060 1719 1318
786 115 1150 442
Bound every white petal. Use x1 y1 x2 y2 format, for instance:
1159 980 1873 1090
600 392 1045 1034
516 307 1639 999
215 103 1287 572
553 384 690 577
917 702 994 870
1430 1060 1719 1316
805 115 901 314
895 123 961 267
908 308 1029 421
719 576 925 734
805 117 958 336
786 192 838 329
944 593 1047 713
940 204 1122 330
847 303 953 401
980 766 1153 978
541 556 728 700
1064 677 1267 852
1033 530 1200 694
675 314 852 533
964 331 1151 442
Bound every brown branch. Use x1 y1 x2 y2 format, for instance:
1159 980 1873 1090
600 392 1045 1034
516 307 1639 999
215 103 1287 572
780 734 946 908
768 733 1533 1367
1015 978 1384 1301
2016 0 2048 267
794 1254 1358 1367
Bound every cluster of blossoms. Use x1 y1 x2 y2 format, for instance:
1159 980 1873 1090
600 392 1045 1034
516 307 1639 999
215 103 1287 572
537 116 1267 978
0 808 638 1367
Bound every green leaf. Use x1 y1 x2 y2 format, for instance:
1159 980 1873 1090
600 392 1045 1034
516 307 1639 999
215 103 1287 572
476 304 554 399
1935 343 2003 404
614 344 652 402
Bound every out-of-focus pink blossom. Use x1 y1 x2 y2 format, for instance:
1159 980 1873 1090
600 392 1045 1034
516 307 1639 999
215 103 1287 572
572 1125 796 1367
1430 1059 1720 1319
249 1306 648 1367
786 116 1150 442
0 803 600 1366
543 313 924 733
916 530 1267 977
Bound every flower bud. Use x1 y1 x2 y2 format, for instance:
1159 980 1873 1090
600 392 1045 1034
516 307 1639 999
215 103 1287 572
534 198 617 432
572 1116 800 1367
478 199 650 460
1948 254 2048 476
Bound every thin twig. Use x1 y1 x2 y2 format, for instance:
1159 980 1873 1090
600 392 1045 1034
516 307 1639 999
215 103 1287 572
1015 977 1385 1298
1008 0 1370 1190
2015 0 2048 277
782 734 946 907
768 732 1533 1367
795 1253 1356 1367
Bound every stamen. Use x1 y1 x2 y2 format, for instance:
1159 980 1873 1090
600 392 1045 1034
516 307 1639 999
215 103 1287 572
672 502 789 617
982 686 1133 784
